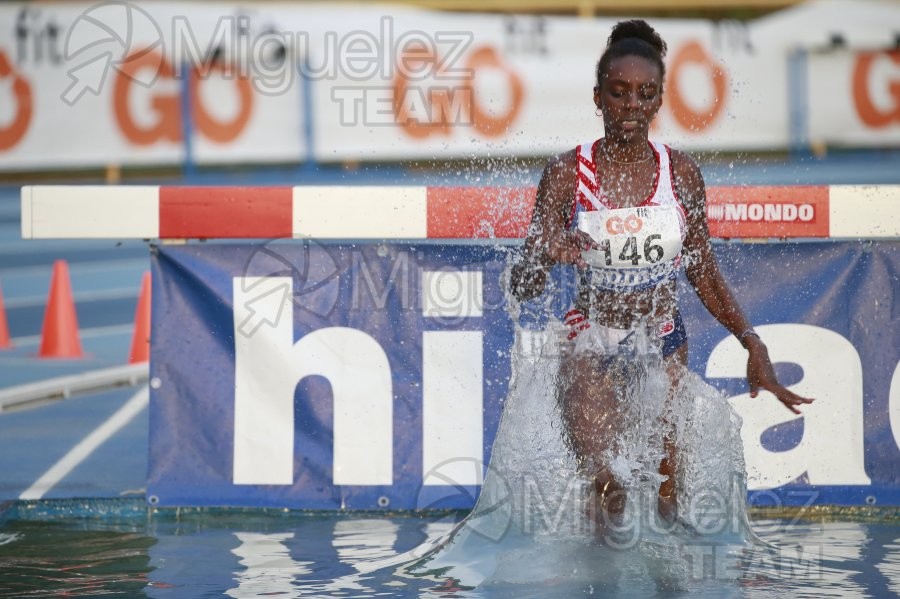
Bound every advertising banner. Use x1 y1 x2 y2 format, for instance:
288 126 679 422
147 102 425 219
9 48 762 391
0 3 308 169
1 1 898 170
148 241 513 508
148 239 900 509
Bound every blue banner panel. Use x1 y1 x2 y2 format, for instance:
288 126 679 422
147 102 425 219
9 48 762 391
148 242 512 509
148 240 899 508
677 241 900 507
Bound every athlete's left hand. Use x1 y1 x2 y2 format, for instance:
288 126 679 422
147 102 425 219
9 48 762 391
745 337 815 414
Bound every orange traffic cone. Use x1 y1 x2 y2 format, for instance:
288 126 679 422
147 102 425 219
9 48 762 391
39 260 84 358
128 271 151 364
0 282 11 349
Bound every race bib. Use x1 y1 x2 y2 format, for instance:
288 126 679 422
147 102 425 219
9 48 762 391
577 205 683 270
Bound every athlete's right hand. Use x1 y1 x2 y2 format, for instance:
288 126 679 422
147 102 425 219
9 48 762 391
546 230 599 268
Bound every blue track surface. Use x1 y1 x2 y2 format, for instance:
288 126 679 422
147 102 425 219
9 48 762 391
1 150 898 504
0 183 150 500
0 387 146 499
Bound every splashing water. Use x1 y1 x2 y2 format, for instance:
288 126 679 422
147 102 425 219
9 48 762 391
404 291 761 594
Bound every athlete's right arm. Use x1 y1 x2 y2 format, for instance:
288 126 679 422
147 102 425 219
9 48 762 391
510 151 594 301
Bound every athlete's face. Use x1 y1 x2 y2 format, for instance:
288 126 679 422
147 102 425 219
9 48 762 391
595 55 663 142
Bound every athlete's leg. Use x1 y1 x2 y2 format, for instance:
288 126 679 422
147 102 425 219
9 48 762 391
658 342 688 523
559 352 627 532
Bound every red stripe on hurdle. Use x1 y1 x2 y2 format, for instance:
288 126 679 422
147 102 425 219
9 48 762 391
160 187 293 239
427 186 537 238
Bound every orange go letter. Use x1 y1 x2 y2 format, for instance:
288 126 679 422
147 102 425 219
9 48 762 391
0 50 33 150
666 41 728 133
114 48 180 145
853 50 900 128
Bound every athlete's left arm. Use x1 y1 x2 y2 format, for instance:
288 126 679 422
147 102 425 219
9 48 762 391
673 150 814 415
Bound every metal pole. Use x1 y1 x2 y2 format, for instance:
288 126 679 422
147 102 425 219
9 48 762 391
787 47 809 156
299 56 317 174
180 61 196 179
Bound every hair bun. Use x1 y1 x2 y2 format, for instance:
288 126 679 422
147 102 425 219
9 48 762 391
608 19 667 58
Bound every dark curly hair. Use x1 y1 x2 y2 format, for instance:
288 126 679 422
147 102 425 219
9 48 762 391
595 20 667 89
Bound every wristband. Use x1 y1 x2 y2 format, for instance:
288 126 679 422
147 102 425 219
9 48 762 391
738 328 760 348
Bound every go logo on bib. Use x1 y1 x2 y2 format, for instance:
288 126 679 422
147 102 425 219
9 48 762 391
606 214 644 235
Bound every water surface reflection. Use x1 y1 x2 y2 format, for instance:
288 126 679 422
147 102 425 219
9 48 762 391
1 508 898 597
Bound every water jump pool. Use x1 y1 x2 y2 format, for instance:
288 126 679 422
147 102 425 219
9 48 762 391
2 500 900 597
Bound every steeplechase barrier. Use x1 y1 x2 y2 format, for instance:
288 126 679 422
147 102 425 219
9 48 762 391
20 184 900 510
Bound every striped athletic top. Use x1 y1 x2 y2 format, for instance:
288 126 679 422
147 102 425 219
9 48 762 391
568 139 688 292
